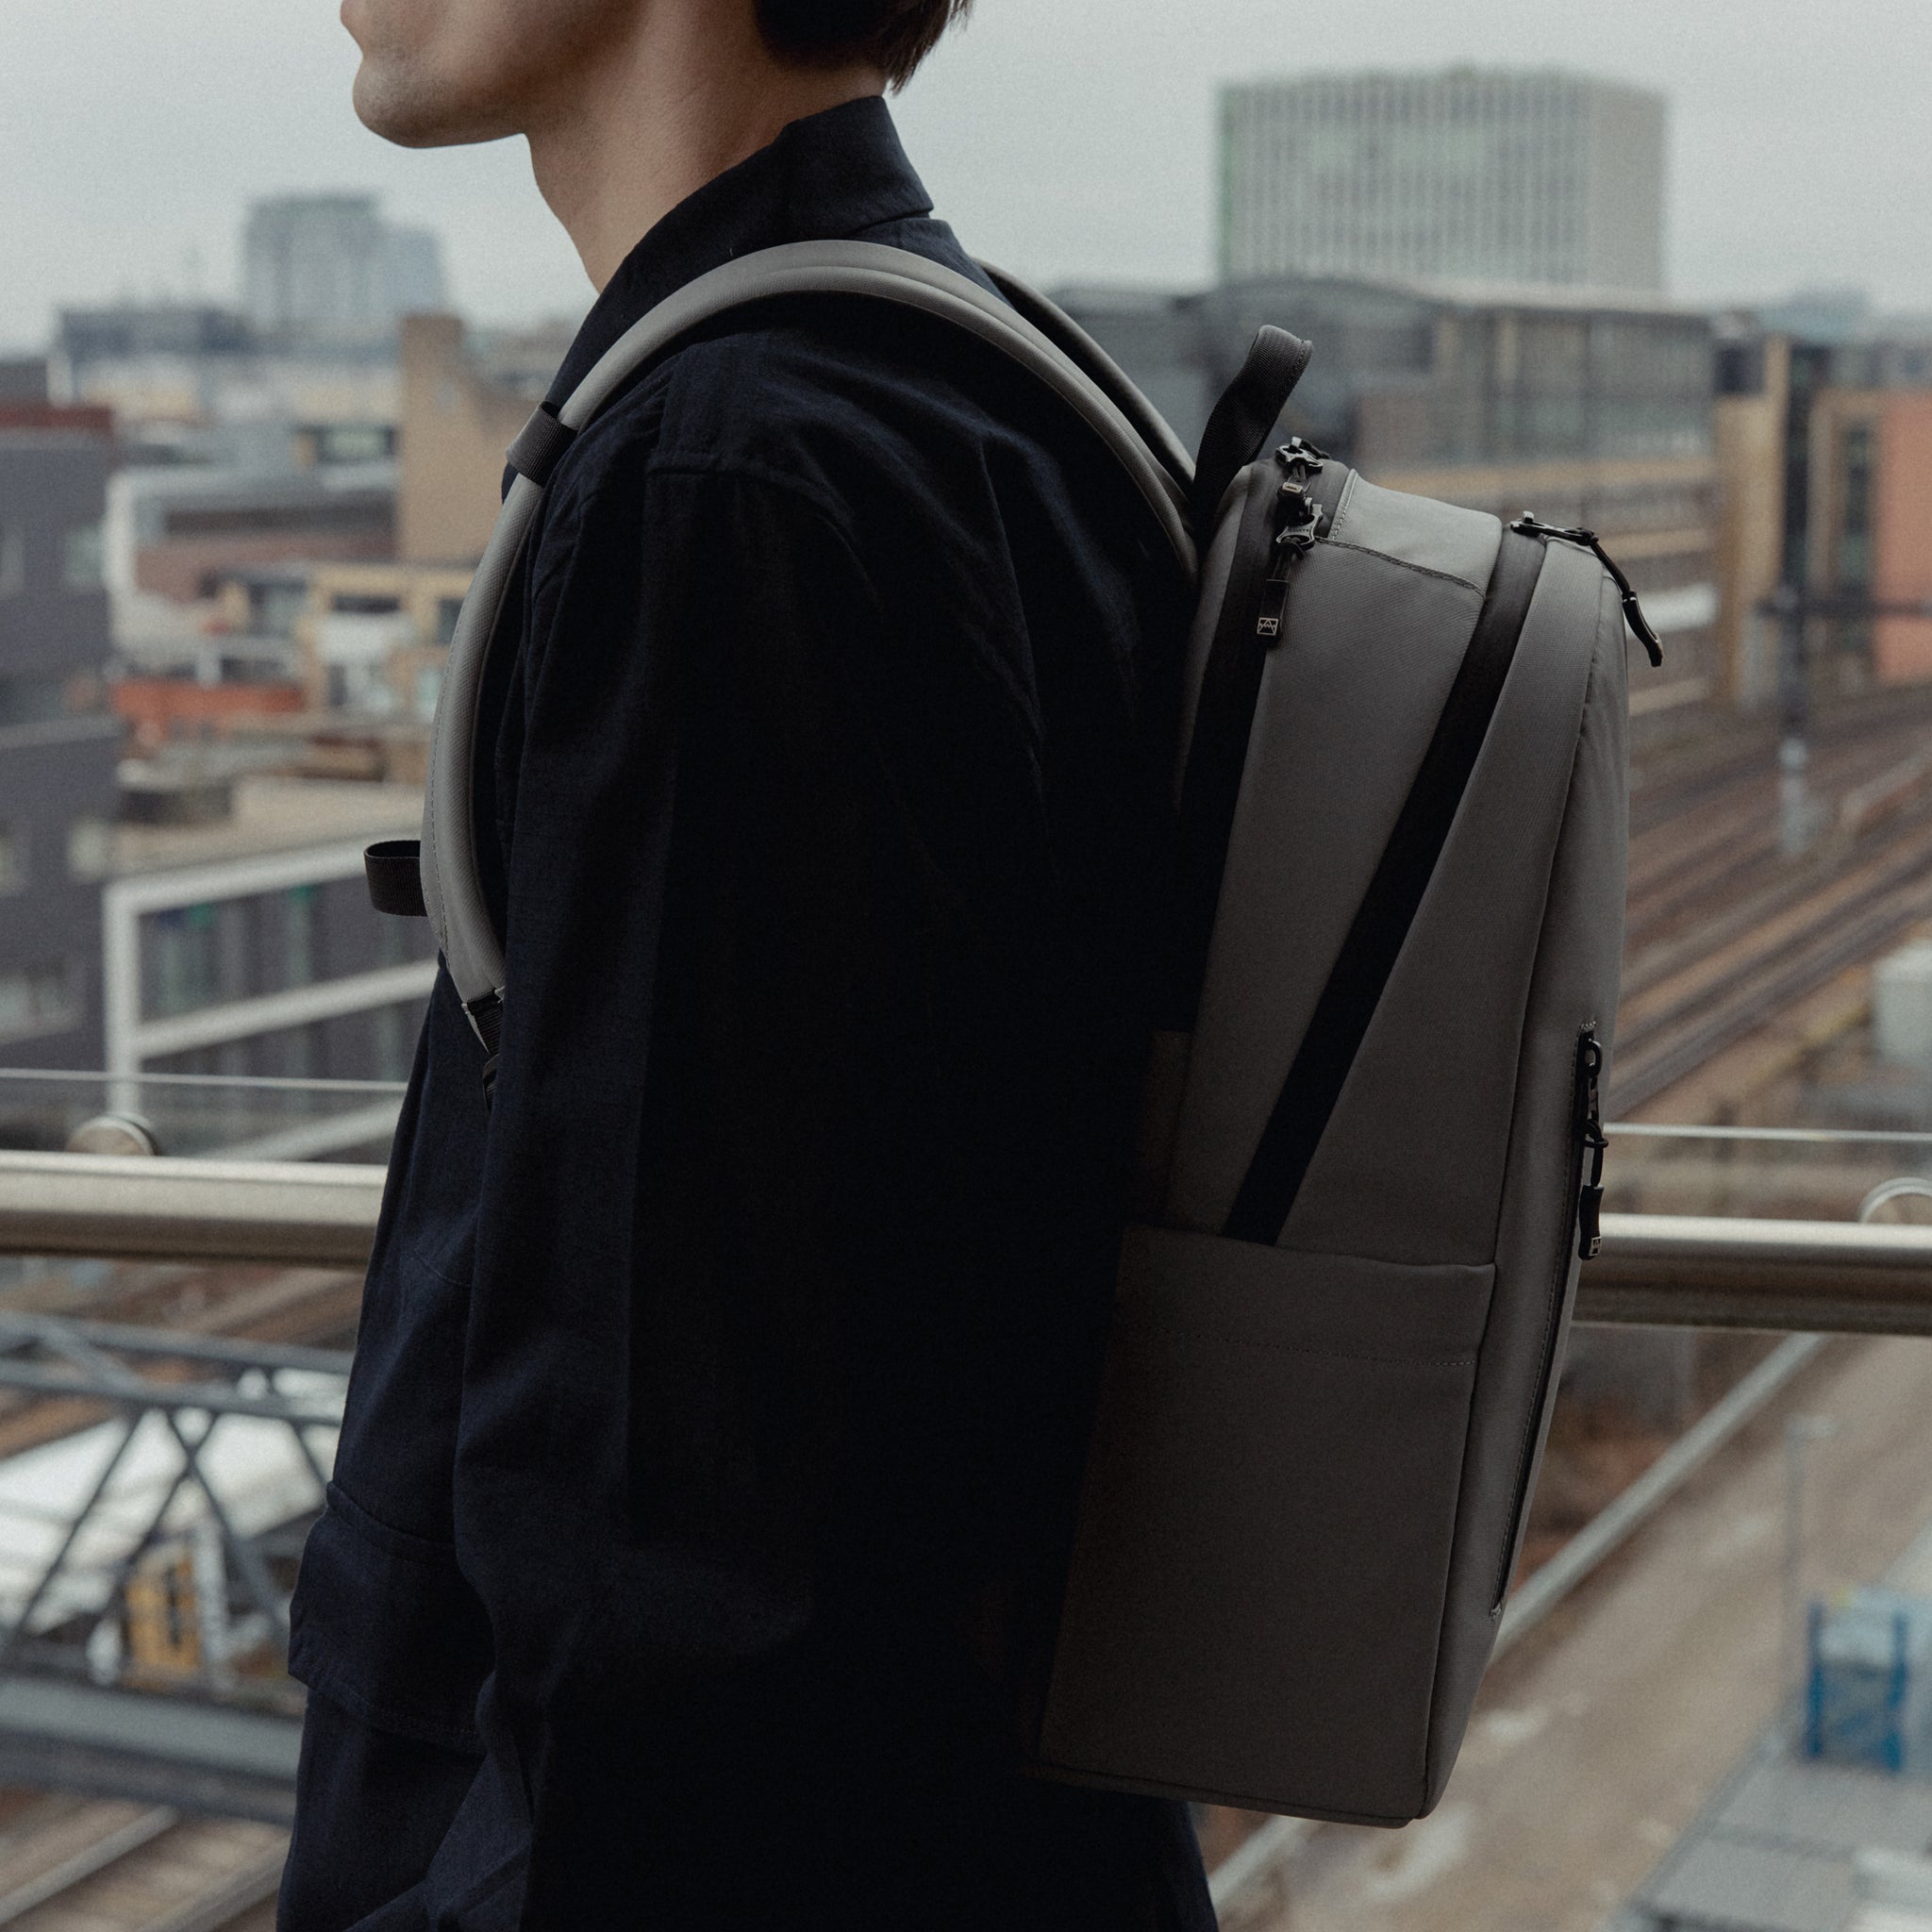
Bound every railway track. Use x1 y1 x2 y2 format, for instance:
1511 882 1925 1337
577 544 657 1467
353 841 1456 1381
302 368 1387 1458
1624 712 1932 952
0 1796 283 1931
1610 704 1932 1115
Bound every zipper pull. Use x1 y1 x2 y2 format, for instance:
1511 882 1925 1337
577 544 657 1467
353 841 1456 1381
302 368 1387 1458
1511 514 1666 669
1255 525 1314 637
1575 1028 1607 1260
1256 444 1327 641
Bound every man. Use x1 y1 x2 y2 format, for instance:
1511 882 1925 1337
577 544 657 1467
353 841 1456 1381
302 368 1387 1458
281 1 1211 1925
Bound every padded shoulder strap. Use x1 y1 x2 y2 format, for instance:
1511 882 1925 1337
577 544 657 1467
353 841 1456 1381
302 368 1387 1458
975 261 1195 494
421 240 1199 1048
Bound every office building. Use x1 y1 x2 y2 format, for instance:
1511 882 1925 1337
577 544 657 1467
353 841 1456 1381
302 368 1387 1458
0 397 125 1071
242 196 447 348
1713 311 1932 702
1219 69 1667 292
1058 273 1719 679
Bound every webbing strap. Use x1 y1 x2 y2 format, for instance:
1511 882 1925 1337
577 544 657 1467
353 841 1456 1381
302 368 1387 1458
365 840 427 918
1222 527 1548 1246
506 406 577 487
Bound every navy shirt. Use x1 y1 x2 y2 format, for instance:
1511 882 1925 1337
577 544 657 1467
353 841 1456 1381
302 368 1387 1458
281 97 1210 1932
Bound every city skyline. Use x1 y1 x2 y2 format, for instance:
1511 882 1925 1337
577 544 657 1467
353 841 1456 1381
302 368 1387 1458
4 0 1931 350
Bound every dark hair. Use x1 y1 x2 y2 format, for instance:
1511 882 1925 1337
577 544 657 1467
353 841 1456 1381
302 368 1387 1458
756 0 972 87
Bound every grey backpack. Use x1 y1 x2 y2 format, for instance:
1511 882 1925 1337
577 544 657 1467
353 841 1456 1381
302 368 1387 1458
365 240 1657 1825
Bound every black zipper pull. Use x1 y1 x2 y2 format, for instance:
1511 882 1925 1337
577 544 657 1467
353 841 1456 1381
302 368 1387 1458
1511 514 1665 669
1256 442 1327 641
1574 1028 1607 1260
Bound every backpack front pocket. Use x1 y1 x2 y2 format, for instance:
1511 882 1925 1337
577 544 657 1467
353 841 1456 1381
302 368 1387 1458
1036 1225 1492 1823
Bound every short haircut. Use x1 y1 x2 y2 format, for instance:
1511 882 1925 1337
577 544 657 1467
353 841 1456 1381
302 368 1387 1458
756 0 973 87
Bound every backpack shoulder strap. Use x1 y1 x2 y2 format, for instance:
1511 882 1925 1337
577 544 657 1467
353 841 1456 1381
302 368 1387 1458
415 240 1199 1086
974 261 1196 495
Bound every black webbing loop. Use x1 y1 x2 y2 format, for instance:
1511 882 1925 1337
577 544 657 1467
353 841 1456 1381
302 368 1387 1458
506 405 577 487
465 992 504 1109
1223 527 1549 1246
1191 326 1313 538
365 840 427 918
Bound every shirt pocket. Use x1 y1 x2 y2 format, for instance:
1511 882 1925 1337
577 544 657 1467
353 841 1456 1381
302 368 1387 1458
290 1478 494 1754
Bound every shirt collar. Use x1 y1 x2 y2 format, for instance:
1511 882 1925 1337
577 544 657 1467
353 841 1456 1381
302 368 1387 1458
545 93 934 406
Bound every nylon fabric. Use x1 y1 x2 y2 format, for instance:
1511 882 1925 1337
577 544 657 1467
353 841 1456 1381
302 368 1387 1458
1224 527 1546 1243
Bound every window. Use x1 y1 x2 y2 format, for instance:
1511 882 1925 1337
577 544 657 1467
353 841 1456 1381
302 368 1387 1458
61 522 104 591
0 526 23 598
148 903 222 1018
374 1001 410 1082
1839 422 1875 590
66 817 111 881
0 824 22 893
0 961 77 1042
315 424 391 464
0 675 65 726
285 883 316 988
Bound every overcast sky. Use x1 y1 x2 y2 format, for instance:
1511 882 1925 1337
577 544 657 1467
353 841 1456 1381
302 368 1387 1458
3 0 1929 351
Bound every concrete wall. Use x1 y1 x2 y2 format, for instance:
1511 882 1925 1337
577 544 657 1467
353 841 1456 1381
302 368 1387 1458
136 525 392 603
1713 337 1790 704
398 314 532 565
1876 391 1932 684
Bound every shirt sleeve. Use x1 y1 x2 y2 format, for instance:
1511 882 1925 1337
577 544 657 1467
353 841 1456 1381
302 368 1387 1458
450 456 925 1725
440 432 1139 1921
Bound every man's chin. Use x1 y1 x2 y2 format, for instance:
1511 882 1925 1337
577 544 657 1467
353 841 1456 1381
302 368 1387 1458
352 61 512 147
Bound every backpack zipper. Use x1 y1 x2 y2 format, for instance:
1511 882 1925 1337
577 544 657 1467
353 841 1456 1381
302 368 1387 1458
1492 1024 1605 1612
1254 439 1329 641
1508 515 1665 667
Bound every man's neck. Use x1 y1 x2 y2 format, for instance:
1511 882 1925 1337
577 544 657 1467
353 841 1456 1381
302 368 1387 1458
524 8 887 293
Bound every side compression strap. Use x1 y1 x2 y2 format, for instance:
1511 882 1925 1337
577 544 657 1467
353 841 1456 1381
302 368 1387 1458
1222 527 1548 1246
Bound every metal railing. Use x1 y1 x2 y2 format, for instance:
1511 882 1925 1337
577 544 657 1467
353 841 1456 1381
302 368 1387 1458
0 1152 383 1269
8 1149 1932 1334
7 1149 1932 1889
